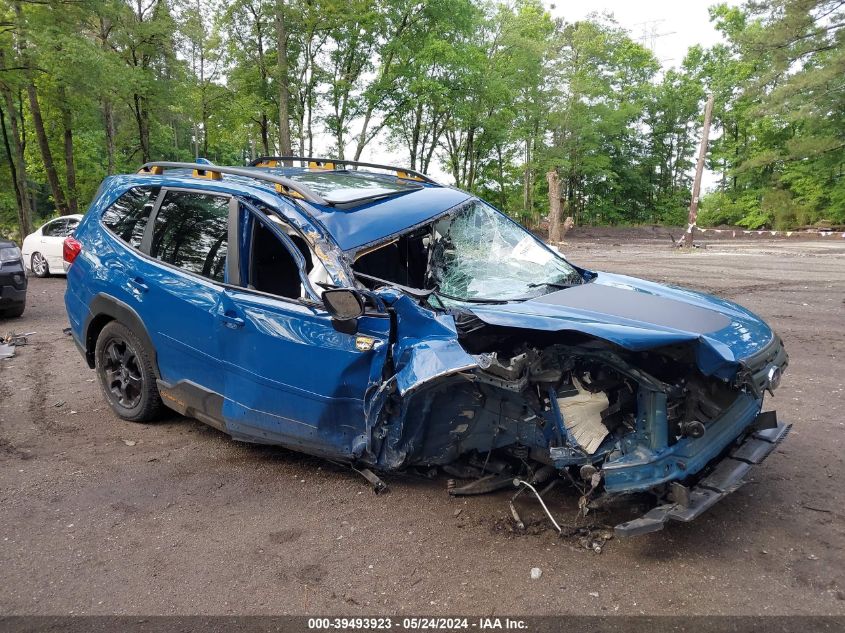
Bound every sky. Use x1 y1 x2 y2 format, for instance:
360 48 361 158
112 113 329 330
359 0 743 190
545 0 743 191
548 0 740 71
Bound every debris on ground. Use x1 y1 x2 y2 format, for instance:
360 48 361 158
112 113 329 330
530 567 542 580
0 331 35 360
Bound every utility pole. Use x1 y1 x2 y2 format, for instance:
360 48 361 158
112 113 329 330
685 94 714 247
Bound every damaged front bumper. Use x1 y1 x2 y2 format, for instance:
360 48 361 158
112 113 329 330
614 419 791 537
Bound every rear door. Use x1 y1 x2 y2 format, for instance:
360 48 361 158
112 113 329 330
41 219 68 269
132 188 234 399
216 201 390 458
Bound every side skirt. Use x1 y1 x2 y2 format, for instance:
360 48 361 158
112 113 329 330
157 379 226 432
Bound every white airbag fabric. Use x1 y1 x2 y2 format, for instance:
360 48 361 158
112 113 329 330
558 378 609 454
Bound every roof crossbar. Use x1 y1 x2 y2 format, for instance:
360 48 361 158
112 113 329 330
137 161 329 206
248 156 438 185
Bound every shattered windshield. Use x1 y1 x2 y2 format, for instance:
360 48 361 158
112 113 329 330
427 202 582 302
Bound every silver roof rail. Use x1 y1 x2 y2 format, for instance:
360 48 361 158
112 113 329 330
248 156 439 185
137 161 329 206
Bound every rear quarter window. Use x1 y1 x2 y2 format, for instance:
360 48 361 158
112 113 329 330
102 187 158 248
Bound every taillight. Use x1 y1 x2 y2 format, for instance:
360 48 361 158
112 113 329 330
63 236 82 264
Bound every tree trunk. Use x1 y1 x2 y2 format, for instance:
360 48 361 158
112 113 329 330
132 93 151 163
0 52 32 237
522 138 532 217
353 108 373 161
0 103 31 238
685 95 714 247
496 144 506 210
102 99 116 174
260 113 269 154
275 0 291 161
547 169 562 243
27 83 69 215
58 85 78 214
15 2 68 214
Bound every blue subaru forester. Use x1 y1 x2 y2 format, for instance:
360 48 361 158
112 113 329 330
65 157 790 536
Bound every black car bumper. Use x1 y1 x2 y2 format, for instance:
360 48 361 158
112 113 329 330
0 267 27 308
614 418 791 537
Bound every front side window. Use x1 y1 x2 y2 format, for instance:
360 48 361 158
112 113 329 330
149 191 229 282
241 208 329 301
427 202 582 302
102 187 157 248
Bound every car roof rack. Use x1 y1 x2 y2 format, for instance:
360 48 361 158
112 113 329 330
137 161 329 206
248 156 439 185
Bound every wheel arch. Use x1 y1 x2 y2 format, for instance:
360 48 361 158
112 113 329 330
84 294 160 378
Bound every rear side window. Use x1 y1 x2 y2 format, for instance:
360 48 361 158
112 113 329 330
102 187 157 248
42 220 67 237
149 191 229 282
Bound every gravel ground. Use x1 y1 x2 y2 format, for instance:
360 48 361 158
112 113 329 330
0 236 843 616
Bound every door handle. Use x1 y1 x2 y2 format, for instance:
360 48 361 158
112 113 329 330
128 276 149 293
219 311 245 329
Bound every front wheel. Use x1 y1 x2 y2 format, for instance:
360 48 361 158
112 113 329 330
95 321 164 422
0 304 25 318
30 252 49 278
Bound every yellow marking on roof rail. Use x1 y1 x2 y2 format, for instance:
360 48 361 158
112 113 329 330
396 170 424 182
192 168 223 180
275 183 305 199
138 165 164 175
308 160 335 170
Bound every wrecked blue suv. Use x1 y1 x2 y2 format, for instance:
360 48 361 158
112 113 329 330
65 157 789 536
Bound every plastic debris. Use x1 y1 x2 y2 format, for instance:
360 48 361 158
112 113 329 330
530 567 542 580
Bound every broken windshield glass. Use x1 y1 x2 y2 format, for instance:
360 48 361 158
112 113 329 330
427 202 582 303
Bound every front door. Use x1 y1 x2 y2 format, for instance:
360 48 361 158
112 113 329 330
217 202 390 458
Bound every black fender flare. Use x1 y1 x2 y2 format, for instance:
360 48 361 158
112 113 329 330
83 294 160 377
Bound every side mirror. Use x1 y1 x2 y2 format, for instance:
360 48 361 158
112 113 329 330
322 288 364 321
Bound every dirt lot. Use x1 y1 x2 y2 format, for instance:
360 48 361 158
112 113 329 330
1 235 843 616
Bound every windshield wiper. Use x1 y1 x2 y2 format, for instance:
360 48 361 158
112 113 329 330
527 280 583 290
353 271 437 300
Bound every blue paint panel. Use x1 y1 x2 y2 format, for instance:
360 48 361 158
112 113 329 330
468 271 774 377
217 288 390 457
306 186 472 251
386 293 479 395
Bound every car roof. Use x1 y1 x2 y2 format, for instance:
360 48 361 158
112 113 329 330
123 165 472 252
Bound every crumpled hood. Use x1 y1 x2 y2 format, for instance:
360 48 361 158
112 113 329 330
467 272 774 379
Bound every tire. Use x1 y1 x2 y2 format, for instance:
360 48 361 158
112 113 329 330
30 252 50 278
0 304 25 318
95 321 164 422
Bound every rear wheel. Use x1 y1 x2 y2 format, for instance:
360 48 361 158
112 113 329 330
95 321 163 422
30 252 49 278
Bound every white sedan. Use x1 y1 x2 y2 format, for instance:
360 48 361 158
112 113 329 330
21 214 83 277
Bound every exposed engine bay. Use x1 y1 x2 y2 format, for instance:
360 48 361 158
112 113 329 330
348 201 790 537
